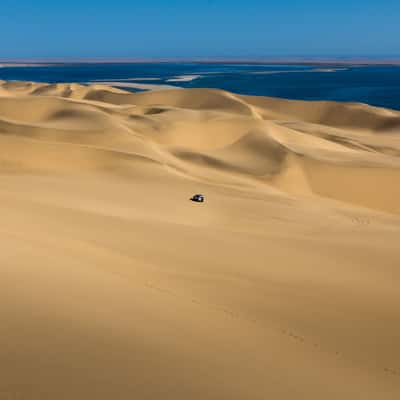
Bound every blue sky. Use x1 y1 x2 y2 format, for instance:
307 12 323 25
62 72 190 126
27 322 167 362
1 0 399 59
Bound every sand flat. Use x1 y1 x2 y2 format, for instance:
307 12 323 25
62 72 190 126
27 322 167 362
0 81 400 399
88 81 181 91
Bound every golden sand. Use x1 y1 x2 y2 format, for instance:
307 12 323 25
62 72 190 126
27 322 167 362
0 80 399 399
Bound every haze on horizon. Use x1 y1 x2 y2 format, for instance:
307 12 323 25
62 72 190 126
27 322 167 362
1 0 399 60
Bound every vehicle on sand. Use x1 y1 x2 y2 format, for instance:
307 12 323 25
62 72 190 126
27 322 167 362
190 194 205 203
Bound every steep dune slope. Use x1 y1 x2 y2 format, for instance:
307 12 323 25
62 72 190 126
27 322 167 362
1 81 400 400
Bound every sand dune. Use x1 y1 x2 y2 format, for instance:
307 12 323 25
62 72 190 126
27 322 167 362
1 81 400 399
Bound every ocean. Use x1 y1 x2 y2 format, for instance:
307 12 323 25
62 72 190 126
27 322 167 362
1 62 400 110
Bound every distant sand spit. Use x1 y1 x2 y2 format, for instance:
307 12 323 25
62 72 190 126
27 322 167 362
1 80 400 399
89 81 181 91
166 74 202 82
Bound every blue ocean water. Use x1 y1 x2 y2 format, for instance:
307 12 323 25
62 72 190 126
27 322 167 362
1 63 400 110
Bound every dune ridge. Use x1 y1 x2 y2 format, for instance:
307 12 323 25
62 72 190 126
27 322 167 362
1 81 400 212
1 80 400 399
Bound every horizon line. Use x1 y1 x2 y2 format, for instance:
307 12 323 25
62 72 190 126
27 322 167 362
1 56 400 66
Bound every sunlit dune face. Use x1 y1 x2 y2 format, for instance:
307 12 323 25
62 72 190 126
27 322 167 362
1 81 400 400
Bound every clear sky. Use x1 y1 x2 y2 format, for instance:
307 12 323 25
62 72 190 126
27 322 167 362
1 0 400 59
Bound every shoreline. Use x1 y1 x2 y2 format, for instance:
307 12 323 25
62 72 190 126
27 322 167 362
88 81 181 91
2 79 400 111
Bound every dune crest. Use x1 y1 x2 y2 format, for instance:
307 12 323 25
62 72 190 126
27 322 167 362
1 81 400 399
1 81 400 213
